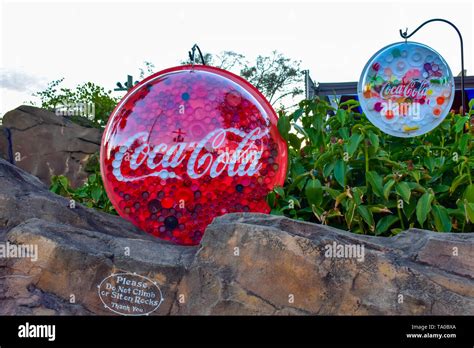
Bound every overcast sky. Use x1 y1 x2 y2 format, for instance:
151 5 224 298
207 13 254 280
1 0 473 116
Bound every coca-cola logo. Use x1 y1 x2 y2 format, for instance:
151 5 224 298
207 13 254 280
112 127 268 182
381 80 429 99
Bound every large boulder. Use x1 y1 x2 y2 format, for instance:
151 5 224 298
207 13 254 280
0 157 473 315
174 214 474 315
0 105 101 188
0 158 195 315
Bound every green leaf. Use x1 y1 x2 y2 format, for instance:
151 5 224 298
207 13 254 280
335 192 348 207
50 182 59 194
390 228 403 235
450 174 469 193
311 204 324 222
291 108 304 122
91 187 102 202
292 123 308 138
88 174 97 184
357 205 374 231
410 171 421 183
345 199 356 228
416 192 433 226
408 182 427 194
266 191 276 208
270 209 284 216
312 113 324 130
296 176 309 191
395 182 411 203
433 184 450 194
367 171 384 198
306 128 321 146
464 184 474 203
74 190 89 198
323 162 335 178
277 114 290 140
334 159 346 188
431 205 452 232
369 204 391 213
465 200 474 223
336 109 347 126
458 133 470 155
423 157 435 173
274 186 285 199
383 179 396 200
314 151 333 168
403 197 417 220
375 215 399 235
453 115 469 133
352 187 364 205
287 133 301 150
305 179 323 207
326 209 343 219
324 187 342 200
339 99 359 108
346 133 363 157
338 127 350 140
367 131 379 152
58 176 69 189
291 161 306 178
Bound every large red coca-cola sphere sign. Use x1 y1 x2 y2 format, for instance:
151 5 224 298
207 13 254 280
100 65 287 245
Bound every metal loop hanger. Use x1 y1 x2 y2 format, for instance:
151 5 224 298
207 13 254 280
188 44 206 68
399 18 466 116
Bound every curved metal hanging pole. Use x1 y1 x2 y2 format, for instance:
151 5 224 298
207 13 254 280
188 44 206 67
399 18 466 118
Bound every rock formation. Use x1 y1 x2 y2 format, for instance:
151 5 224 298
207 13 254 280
0 105 101 188
0 158 473 315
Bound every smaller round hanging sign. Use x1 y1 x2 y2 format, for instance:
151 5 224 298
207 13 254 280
358 41 455 137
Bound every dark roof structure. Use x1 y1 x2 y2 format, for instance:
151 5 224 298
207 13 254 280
304 72 474 114
309 76 474 98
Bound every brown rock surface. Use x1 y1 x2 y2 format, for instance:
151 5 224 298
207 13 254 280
0 157 473 315
0 105 101 188
173 214 474 315
0 158 195 315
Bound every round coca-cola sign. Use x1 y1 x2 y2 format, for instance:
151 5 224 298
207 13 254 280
100 65 287 245
358 41 454 137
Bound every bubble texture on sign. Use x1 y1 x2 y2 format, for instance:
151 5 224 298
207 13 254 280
100 65 287 245
358 41 455 137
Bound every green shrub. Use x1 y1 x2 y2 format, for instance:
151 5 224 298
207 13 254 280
50 154 116 215
48 95 474 235
33 79 119 128
270 98 474 234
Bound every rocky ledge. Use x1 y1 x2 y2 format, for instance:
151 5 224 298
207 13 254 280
0 158 473 315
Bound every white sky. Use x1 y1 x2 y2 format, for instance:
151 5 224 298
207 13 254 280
1 0 473 116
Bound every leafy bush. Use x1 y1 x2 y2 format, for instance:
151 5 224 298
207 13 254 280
270 98 474 235
33 79 119 128
50 154 116 214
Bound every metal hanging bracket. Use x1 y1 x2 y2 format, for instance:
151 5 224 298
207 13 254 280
399 18 466 117
188 44 206 69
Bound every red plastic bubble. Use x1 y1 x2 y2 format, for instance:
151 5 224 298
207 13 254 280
100 65 287 245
